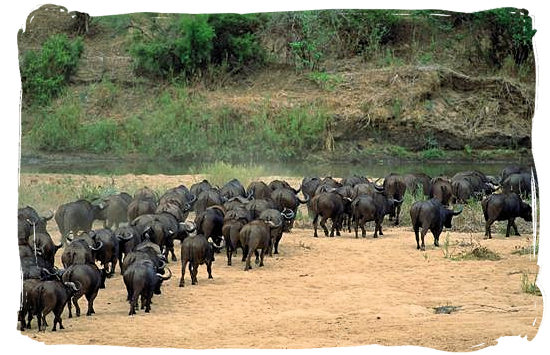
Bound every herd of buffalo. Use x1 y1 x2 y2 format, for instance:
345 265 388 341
17 164 535 332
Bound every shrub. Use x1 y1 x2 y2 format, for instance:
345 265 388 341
20 34 83 106
130 13 265 80
28 101 81 151
208 13 266 71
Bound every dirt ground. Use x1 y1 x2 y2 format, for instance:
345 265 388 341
16 174 542 351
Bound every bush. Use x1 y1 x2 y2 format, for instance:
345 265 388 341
208 14 266 71
29 101 81 150
20 34 83 106
130 13 265 80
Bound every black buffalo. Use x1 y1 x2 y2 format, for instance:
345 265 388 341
61 232 103 268
179 234 216 286
246 181 273 200
429 177 454 206
482 192 532 239
35 280 80 331
194 205 225 251
123 259 172 315
410 198 463 250
62 263 106 318
239 220 278 271
259 208 293 255
96 193 131 230
501 173 532 198
55 200 105 244
310 191 348 238
18 206 53 244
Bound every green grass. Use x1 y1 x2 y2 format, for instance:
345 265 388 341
307 71 343 91
193 161 268 188
25 87 329 162
521 271 542 296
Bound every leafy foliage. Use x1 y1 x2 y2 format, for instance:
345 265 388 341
20 34 83 105
475 8 536 66
130 13 265 80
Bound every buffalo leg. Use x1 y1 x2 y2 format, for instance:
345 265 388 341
420 226 430 251
206 260 213 279
254 250 260 265
73 295 82 317
179 260 187 287
485 219 494 239
414 226 420 249
320 217 330 237
67 297 73 318
244 249 253 271
110 259 118 277
433 227 443 246
354 216 359 238
274 233 282 254
241 245 249 262
226 244 233 266
394 204 401 226
144 291 153 313
313 214 319 238
129 290 139 315
191 262 199 285
86 291 97 316
259 248 266 267
511 219 520 236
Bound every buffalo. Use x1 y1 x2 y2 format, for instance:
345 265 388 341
18 206 53 243
61 232 103 268
89 229 119 276
179 233 216 286
194 189 225 214
380 173 407 225
403 173 431 197
26 232 62 269
501 173 532 198
127 197 157 222
62 263 106 317
482 192 532 239
247 181 274 200
220 179 249 200
239 220 278 271
310 191 348 238
123 259 172 315
259 208 293 255
35 280 80 331
194 205 226 252
429 177 454 206
96 193 131 229
190 179 214 197
55 200 105 244
410 198 463 250
222 208 254 265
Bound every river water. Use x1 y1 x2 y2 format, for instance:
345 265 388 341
19 155 532 179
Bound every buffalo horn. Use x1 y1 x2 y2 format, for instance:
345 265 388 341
208 237 225 249
157 259 166 270
282 208 295 220
297 193 310 204
452 205 464 215
392 197 404 204
158 267 172 280
89 241 103 251
117 232 134 241
267 219 283 229
41 210 54 221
